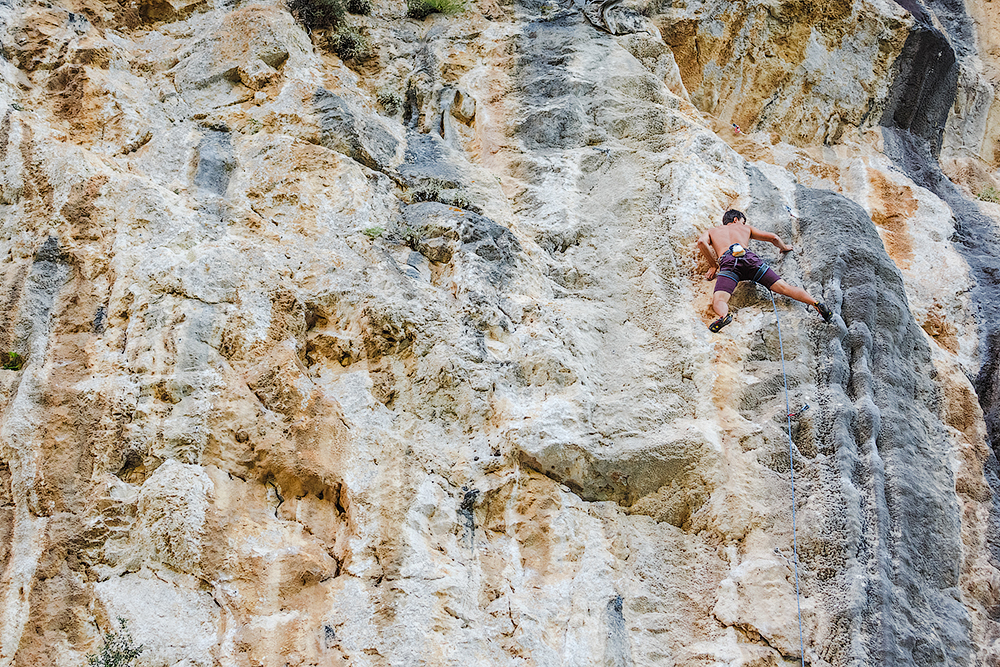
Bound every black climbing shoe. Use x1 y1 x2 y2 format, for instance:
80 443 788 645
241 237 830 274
815 302 833 323
709 313 732 333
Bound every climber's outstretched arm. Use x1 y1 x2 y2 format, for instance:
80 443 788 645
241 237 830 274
750 226 793 253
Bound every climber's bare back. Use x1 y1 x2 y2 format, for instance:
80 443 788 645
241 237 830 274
705 223 754 258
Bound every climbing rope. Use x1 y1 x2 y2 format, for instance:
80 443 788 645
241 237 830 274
768 290 807 667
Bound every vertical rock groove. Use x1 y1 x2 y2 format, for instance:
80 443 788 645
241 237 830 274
880 0 1000 595
1 0 999 663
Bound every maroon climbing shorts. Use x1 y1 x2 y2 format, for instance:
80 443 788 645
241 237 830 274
713 250 781 294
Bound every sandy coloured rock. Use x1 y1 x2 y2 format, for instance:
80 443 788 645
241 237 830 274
1 0 1000 665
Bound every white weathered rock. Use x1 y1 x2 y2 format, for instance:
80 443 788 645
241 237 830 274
1 0 1000 665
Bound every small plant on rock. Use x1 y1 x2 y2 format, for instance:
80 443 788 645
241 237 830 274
411 182 441 203
1 352 23 371
408 178 481 213
407 0 464 19
377 86 403 115
440 191 482 214
86 618 144 667
363 226 385 239
329 25 372 61
406 0 433 18
978 185 1000 203
346 0 373 14
400 225 422 247
288 0 346 30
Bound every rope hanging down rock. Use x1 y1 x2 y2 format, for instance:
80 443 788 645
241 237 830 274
769 290 807 667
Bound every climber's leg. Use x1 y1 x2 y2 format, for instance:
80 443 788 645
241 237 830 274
769 279 815 306
770 280 833 322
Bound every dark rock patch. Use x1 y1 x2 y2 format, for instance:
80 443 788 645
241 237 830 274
194 130 235 197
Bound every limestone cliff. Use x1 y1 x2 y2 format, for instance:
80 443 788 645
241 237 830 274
0 0 999 665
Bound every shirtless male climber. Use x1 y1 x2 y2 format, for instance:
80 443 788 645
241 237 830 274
697 209 833 332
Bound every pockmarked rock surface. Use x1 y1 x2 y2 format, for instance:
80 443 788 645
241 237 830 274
1 0 1000 665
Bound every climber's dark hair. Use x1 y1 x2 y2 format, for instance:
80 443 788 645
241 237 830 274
723 209 745 225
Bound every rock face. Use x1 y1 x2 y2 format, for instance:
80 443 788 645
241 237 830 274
1 0 999 665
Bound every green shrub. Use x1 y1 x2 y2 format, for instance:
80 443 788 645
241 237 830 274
363 226 385 239
978 185 1000 203
432 0 466 13
346 0 372 14
407 0 464 19
1 352 23 371
329 25 371 60
86 618 144 667
400 225 422 247
377 87 402 115
406 0 432 19
288 0 345 30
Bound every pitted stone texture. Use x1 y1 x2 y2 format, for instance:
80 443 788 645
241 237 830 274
135 460 213 572
94 573 219 667
0 0 998 666
792 187 970 667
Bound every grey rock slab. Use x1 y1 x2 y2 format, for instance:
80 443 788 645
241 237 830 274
401 201 521 282
314 88 406 173
193 129 235 197
580 0 660 37
792 186 972 666
17 237 72 364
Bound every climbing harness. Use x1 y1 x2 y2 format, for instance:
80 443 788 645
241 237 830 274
717 246 772 286
769 290 807 667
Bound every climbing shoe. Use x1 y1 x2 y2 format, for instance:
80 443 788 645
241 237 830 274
815 302 833 323
709 313 732 333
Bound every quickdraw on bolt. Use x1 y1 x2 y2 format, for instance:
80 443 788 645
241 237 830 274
787 404 809 419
